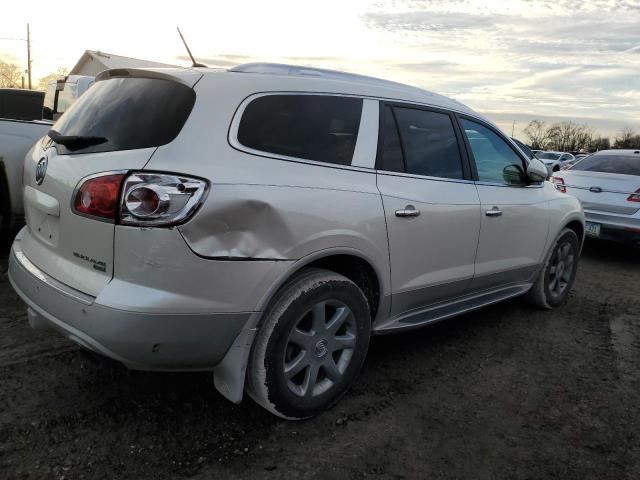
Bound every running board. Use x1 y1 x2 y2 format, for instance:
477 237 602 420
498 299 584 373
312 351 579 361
374 283 531 333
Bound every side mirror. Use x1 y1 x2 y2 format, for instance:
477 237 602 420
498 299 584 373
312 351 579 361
526 158 549 182
503 164 527 185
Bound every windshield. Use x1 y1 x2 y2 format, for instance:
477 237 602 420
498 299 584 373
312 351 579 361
570 154 640 176
51 77 195 155
537 152 561 160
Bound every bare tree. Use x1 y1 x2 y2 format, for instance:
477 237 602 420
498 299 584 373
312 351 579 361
541 121 593 152
36 67 69 91
0 59 22 88
613 127 640 149
523 120 549 149
588 136 611 151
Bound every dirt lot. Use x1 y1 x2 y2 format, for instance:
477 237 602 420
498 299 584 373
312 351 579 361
1 236 639 480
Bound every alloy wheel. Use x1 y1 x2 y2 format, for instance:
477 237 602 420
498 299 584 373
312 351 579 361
548 240 575 299
283 300 357 398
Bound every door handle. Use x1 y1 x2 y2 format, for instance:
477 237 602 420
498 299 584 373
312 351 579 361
395 205 420 218
485 207 502 217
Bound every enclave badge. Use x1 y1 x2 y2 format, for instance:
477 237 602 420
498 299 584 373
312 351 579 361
35 156 48 185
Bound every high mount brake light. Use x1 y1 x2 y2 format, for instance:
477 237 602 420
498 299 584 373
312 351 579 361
120 173 208 226
552 176 566 193
72 172 208 226
73 173 126 221
628 188 640 203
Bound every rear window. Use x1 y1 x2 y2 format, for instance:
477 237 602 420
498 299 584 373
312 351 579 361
50 77 195 154
237 94 363 166
538 152 561 160
571 154 640 176
0 90 44 120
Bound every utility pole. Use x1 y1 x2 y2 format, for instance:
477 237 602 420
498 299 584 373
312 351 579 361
511 120 515 137
26 23 32 89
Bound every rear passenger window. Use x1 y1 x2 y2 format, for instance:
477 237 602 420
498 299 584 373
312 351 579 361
237 95 363 166
382 106 464 179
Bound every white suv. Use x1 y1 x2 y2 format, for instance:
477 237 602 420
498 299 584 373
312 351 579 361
9 64 584 419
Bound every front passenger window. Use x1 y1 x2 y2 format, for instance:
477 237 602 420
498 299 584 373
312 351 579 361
460 118 527 185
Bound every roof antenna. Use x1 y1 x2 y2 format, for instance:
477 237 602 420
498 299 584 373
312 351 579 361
177 27 207 68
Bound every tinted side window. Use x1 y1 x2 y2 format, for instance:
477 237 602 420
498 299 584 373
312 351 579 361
238 95 363 166
377 106 404 172
461 118 527 185
393 107 463 179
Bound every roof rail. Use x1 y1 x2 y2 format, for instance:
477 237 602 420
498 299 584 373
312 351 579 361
228 62 432 96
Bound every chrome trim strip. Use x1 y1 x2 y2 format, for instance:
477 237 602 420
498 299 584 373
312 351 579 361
564 183 638 195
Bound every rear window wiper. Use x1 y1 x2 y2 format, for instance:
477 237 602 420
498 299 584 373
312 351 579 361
47 129 108 150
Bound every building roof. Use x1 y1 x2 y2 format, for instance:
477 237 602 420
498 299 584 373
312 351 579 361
69 50 178 75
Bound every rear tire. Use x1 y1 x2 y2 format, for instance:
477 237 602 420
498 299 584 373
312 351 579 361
525 228 579 309
246 268 371 420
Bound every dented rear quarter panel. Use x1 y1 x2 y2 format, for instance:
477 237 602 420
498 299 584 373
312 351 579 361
144 72 392 301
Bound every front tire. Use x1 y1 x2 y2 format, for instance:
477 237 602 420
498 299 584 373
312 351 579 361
526 228 580 309
246 269 371 419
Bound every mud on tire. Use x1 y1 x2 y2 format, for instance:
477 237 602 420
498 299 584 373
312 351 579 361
246 268 371 420
526 228 580 309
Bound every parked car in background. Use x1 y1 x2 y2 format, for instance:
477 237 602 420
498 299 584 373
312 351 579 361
0 119 51 232
553 149 640 246
537 151 575 172
9 64 584 419
0 75 94 234
42 75 94 121
561 153 589 170
0 89 44 121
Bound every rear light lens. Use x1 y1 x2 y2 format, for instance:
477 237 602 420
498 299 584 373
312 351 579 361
120 173 208 226
552 176 566 193
73 173 126 221
72 171 208 226
627 188 640 203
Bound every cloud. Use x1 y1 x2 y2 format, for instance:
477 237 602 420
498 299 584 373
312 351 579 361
361 0 640 136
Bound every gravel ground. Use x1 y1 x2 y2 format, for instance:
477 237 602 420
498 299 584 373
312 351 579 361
0 237 639 480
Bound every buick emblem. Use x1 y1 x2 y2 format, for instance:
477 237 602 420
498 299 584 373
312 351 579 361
589 186 602 193
35 156 48 185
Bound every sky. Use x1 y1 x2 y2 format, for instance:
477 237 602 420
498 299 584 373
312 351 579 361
1 0 639 139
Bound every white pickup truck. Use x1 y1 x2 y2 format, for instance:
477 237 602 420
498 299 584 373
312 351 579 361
0 75 93 233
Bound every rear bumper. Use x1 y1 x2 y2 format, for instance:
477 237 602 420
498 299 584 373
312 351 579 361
584 210 640 246
8 238 252 371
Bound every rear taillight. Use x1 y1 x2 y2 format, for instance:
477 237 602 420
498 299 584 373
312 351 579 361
552 176 566 193
120 173 208 226
73 173 126 221
72 171 208 226
627 188 640 203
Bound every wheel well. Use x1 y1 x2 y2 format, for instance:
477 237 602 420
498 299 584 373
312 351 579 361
302 254 380 321
565 220 584 242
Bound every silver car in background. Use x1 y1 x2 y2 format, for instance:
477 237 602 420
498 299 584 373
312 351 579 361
9 64 584 419
537 151 575 172
553 149 640 246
